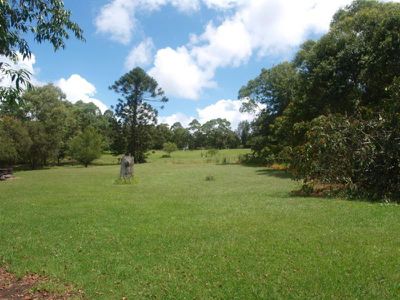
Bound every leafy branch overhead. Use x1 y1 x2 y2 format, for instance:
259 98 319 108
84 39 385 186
0 0 84 60
0 0 84 107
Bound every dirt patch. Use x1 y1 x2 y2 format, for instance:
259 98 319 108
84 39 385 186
291 182 347 197
0 268 82 300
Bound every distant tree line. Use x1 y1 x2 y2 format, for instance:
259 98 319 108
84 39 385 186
238 0 400 201
0 81 248 168
150 118 243 152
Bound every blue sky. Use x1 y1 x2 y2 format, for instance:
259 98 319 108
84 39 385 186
10 0 375 129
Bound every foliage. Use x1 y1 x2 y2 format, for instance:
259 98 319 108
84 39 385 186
162 142 178 156
0 0 84 107
151 123 172 150
290 113 400 200
22 85 68 168
236 120 251 148
170 122 191 149
202 118 240 149
0 116 31 166
0 84 114 168
69 127 103 167
110 67 168 163
239 0 400 201
206 148 219 157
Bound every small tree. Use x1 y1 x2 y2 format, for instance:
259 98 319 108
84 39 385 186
69 127 103 167
163 142 178 157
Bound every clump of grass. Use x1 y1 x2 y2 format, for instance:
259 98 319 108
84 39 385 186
205 175 215 181
114 176 139 185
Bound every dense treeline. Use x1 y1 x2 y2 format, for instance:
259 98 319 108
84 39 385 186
239 0 400 201
0 83 243 168
0 85 111 168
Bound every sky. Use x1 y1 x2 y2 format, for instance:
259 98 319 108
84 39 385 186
3 0 394 129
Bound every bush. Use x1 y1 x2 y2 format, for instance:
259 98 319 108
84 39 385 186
163 142 178 157
289 114 400 201
206 149 219 157
69 127 103 167
205 175 215 181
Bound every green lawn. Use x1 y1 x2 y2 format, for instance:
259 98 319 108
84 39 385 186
0 150 399 299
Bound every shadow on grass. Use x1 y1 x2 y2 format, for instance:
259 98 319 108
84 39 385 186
256 169 293 179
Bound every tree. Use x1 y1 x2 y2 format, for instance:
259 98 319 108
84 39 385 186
110 67 168 163
237 0 400 200
0 0 84 107
151 123 172 150
22 84 68 168
238 62 299 158
162 142 178 157
188 119 204 149
236 121 251 148
171 122 191 149
202 118 239 149
0 116 31 166
69 127 103 167
239 62 298 117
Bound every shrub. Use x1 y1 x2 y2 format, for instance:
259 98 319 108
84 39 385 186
162 142 178 157
69 127 103 167
206 149 219 157
205 175 215 181
290 114 400 201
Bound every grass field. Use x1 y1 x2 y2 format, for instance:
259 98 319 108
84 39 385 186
0 150 399 299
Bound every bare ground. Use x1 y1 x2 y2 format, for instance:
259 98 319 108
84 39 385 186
0 268 82 300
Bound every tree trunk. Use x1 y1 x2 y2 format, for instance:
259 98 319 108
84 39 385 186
120 155 134 179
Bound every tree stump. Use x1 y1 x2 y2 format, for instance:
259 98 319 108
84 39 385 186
120 154 134 180
0 168 14 181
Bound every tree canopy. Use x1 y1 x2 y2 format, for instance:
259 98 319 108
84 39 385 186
239 0 400 200
110 67 168 163
0 0 84 108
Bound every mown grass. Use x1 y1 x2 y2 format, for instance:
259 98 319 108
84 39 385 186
0 150 399 299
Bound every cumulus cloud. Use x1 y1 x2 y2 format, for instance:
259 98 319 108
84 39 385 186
147 0 358 100
56 74 108 113
160 98 264 129
149 47 215 100
95 0 136 44
158 112 194 127
125 38 154 70
99 0 400 99
95 0 201 44
196 99 263 129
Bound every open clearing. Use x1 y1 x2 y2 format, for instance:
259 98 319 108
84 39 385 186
0 150 399 299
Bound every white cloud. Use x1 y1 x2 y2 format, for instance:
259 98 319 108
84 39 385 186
192 19 252 69
56 74 108 113
125 38 154 70
95 0 136 45
149 47 215 100
158 112 194 127
101 0 400 99
147 0 358 100
160 98 264 129
197 99 263 129
95 0 201 44
202 0 245 10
